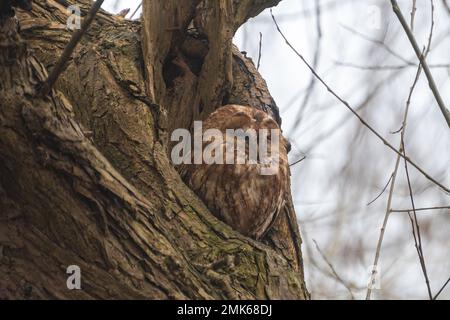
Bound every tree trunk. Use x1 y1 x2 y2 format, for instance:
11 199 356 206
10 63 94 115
0 0 309 299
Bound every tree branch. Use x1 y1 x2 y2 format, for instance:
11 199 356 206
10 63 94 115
40 0 105 96
270 9 450 195
390 0 450 128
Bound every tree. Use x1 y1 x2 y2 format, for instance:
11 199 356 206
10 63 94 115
0 0 308 299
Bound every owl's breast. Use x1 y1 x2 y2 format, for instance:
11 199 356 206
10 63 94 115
178 104 289 240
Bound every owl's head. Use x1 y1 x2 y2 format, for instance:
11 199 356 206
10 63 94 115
207 105 281 132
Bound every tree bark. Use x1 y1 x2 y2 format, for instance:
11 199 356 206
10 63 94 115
0 0 309 299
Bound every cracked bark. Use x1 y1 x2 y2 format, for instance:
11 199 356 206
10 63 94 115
0 0 309 299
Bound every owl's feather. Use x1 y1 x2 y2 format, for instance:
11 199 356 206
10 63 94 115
179 105 289 240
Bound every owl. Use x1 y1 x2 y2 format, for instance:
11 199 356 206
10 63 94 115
179 105 289 240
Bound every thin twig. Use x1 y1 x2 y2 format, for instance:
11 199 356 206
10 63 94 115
403 143 433 299
410 0 417 32
340 24 412 65
297 79 387 153
40 0 105 96
270 9 450 194
335 61 450 71
257 32 263 70
292 0 322 130
367 59 422 300
289 156 306 167
313 240 355 299
433 276 450 300
366 138 403 299
391 206 450 213
400 1 435 300
130 2 142 19
367 174 393 206
367 1 436 299
390 0 450 128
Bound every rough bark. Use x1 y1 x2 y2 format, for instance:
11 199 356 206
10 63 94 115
0 0 309 299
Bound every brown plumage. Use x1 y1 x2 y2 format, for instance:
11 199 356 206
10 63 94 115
179 105 289 240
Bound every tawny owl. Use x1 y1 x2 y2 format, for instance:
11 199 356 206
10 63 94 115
179 105 289 240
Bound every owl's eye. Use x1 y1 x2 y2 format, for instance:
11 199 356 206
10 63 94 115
253 111 266 123
233 111 249 118
228 112 251 129
261 118 278 130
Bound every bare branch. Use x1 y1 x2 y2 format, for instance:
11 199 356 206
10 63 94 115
403 142 433 299
313 240 355 299
40 0 105 96
270 9 450 194
410 0 417 31
434 277 450 300
289 156 306 167
257 32 263 70
130 2 142 19
390 0 450 128
292 0 322 129
391 206 450 213
367 174 393 206
334 61 450 71
368 1 436 299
